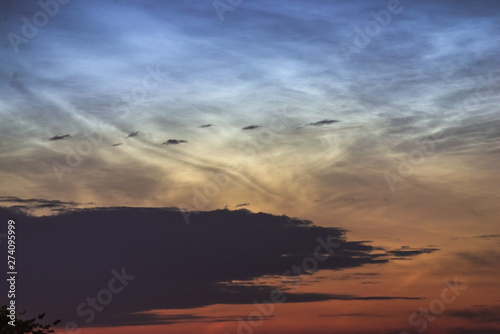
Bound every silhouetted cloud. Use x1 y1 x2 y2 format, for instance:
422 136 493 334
475 234 500 239
307 120 339 126
0 197 79 214
448 306 500 323
387 248 438 257
199 124 213 128
112 143 122 147
449 234 500 241
162 139 188 145
126 131 139 138
446 327 500 334
336 272 380 282
33 203 66 209
49 134 70 141
0 196 77 206
110 312 272 327
235 203 250 207
242 125 260 130
318 313 374 318
0 206 428 328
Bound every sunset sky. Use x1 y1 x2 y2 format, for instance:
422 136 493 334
0 0 499 333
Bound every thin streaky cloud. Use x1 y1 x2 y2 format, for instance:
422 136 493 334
242 125 260 130
162 139 188 145
49 134 71 141
308 120 340 126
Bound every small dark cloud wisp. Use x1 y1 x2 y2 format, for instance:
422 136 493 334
387 248 438 258
162 139 188 145
242 125 260 130
199 124 213 128
475 234 500 239
308 120 340 127
126 131 139 138
49 134 70 141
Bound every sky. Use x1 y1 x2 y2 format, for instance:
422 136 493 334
0 0 499 333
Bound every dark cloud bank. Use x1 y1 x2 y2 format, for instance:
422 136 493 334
0 206 434 328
